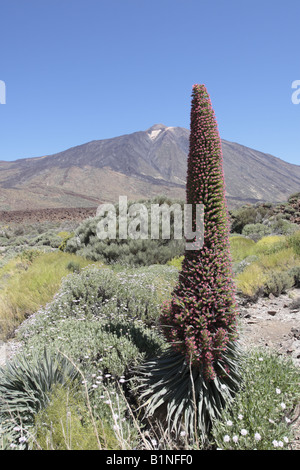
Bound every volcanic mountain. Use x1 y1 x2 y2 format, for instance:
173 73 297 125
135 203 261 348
0 124 299 211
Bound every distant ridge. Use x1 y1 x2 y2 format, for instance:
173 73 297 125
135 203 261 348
0 124 299 211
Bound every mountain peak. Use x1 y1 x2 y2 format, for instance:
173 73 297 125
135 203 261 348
146 123 167 132
0 125 299 211
146 124 168 141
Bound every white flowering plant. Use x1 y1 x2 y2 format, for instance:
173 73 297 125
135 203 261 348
211 349 300 450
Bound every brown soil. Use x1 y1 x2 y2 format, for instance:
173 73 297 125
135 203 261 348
0 207 98 225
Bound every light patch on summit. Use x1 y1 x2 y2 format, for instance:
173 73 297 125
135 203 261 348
148 129 162 140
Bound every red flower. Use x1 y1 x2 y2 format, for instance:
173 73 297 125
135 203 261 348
160 85 238 381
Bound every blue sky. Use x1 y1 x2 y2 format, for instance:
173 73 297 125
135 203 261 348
0 0 299 165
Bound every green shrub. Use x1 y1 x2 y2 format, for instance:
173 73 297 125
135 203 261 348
16 265 174 378
288 192 300 204
0 252 100 339
32 383 131 450
287 230 300 255
65 197 185 266
230 206 259 233
167 255 184 269
58 231 74 251
235 263 267 298
254 235 287 255
212 349 300 450
66 260 81 273
0 237 9 246
232 255 259 275
33 384 120 450
264 271 294 297
0 349 79 449
12 226 25 236
16 263 177 330
20 316 166 379
288 266 300 288
230 204 274 233
229 236 256 262
258 248 298 271
57 231 72 239
29 232 62 248
235 247 299 298
20 249 42 264
242 223 271 241
101 317 167 361
10 236 29 246
268 218 299 236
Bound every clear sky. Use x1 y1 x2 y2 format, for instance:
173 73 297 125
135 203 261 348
0 0 299 165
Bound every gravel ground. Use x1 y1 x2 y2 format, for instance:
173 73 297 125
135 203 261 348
238 288 300 368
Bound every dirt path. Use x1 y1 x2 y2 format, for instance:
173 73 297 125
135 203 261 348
238 288 300 368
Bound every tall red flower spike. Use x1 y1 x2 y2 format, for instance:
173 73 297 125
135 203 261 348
160 84 238 381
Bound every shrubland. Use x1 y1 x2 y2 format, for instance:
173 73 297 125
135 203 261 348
0 251 103 339
229 192 300 240
231 232 300 299
64 196 185 266
0 192 299 450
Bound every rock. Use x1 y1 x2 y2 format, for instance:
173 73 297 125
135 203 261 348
289 297 300 310
267 310 277 316
289 291 300 300
291 328 300 340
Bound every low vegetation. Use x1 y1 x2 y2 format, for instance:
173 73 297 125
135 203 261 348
0 251 103 339
212 349 300 450
229 192 300 235
231 233 300 299
0 193 299 450
64 196 185 266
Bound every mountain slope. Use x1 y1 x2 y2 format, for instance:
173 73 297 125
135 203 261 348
0 124 299 211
